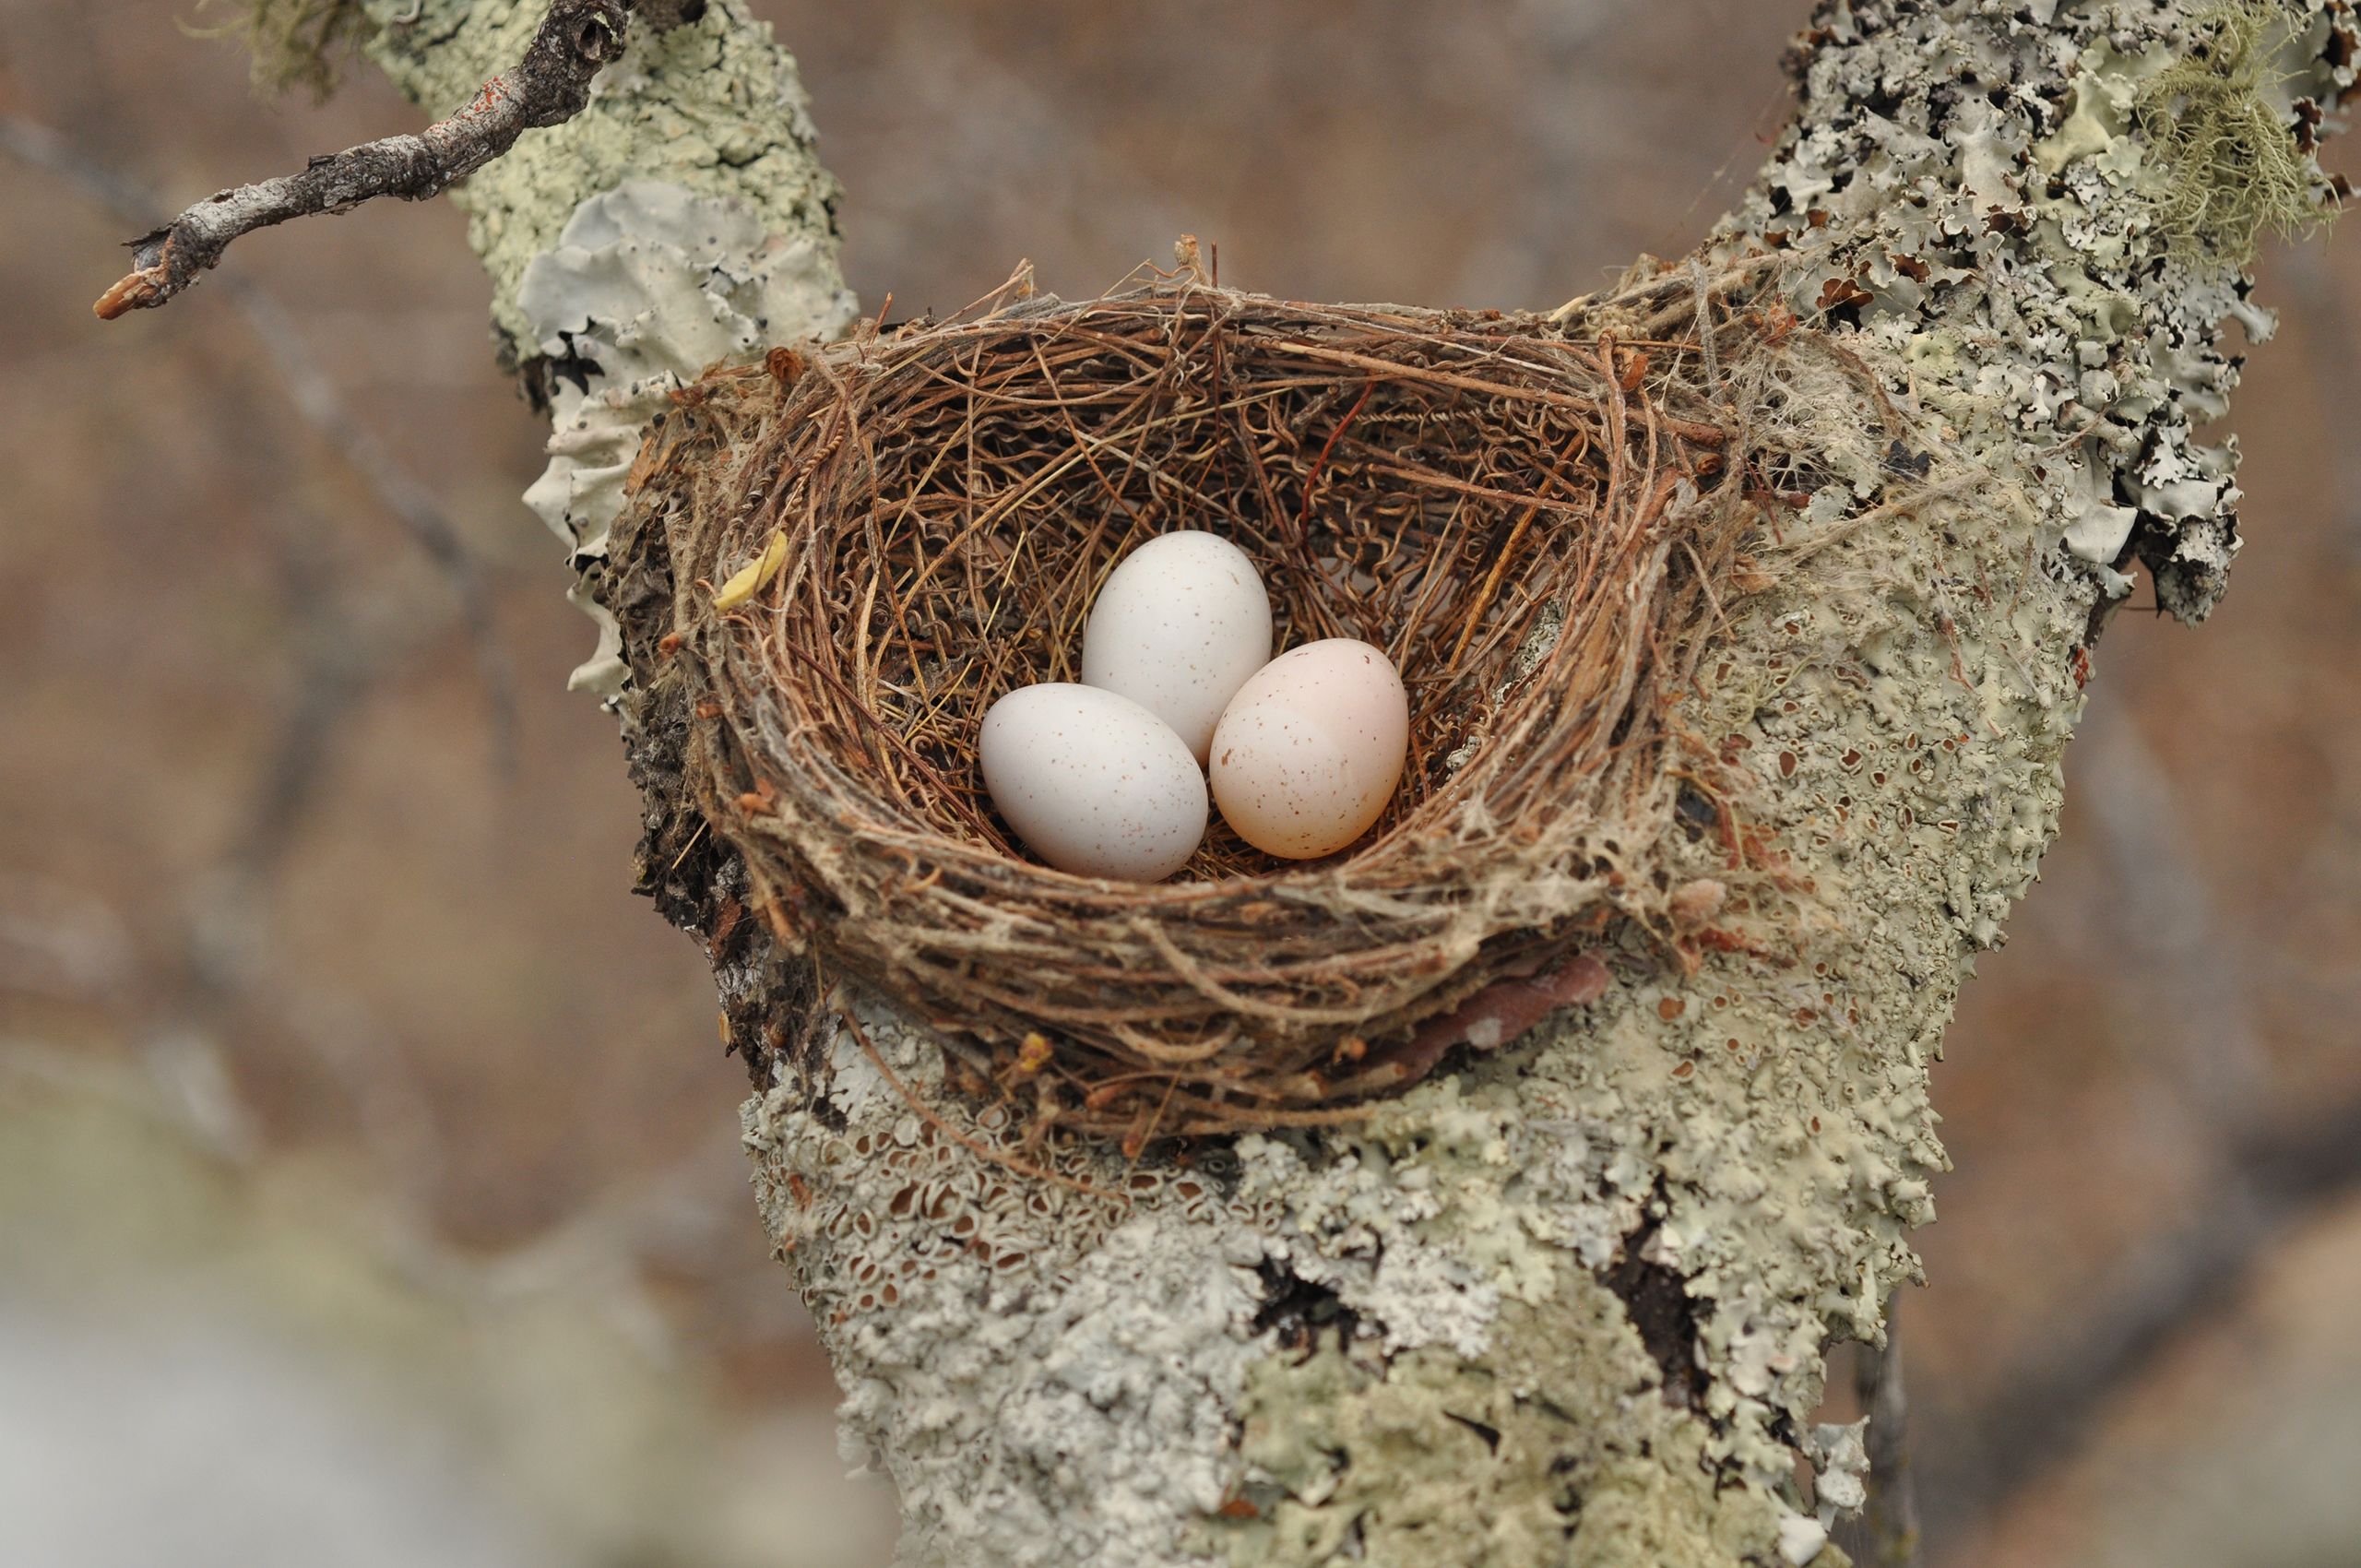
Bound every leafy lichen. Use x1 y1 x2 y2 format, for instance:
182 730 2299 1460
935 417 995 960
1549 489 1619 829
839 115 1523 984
1216 1268 1790 1568
362 0 847 353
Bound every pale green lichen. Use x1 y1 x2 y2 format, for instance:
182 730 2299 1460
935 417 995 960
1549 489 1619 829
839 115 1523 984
189 0 375 101
1188 381 2066 1563
1218 1270 1792 1568
2132 0 2335 262
510 179 854 691
2034 1 2333 267
350 0 856 689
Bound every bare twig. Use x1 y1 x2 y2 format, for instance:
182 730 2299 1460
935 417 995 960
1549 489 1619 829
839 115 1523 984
93 0 629 319
2 113 518 766
1837 1293 1921 1568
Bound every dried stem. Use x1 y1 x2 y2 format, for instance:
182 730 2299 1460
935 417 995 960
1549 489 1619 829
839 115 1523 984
93 0 629 320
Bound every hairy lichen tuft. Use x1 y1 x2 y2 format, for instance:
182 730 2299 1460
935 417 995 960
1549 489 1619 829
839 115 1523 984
2134 0 2334 262
189 0 377 101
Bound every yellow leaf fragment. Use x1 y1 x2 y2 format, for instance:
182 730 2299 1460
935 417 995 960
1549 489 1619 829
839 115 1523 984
713 529 789 611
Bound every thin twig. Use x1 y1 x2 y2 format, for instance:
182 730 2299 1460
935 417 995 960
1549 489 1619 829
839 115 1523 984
3 113 518 767
1837 1292 1921 1568
93 0 629 318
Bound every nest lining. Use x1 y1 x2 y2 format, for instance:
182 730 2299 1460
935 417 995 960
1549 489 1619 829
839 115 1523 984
608 266 1801 1140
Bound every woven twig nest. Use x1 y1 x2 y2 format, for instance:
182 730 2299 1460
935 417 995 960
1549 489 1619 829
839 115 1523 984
610 266 1787 1140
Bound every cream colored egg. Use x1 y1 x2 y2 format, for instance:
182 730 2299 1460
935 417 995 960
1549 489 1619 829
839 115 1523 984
1210 638 1409 860
979 683 1208 882
1082 531 1272 764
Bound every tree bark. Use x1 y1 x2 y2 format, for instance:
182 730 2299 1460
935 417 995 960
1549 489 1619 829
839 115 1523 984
325 2 2354 1564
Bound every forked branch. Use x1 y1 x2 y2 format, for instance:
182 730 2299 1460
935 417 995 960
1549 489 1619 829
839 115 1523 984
94 0 629 320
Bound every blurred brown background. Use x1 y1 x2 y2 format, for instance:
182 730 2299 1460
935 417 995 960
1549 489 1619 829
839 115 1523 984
2 4 2356 1565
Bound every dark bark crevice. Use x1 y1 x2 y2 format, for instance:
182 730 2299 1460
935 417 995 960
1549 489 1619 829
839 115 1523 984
1600 1209 1712 1411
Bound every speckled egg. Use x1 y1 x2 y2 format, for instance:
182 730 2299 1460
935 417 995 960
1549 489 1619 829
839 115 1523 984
1209 638 1409 860
979 683 1209 882
1081 531 1272 764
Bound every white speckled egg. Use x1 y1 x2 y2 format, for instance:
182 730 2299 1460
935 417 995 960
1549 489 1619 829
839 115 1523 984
1210 639 1409 860
979 683 1208 882
1082 531 1272 764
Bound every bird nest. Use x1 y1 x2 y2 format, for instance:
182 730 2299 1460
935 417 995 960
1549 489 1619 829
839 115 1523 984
606 262 1801 1141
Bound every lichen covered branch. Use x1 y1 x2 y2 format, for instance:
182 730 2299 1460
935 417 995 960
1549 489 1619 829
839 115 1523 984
261 0 2352 1562
93 0 628 320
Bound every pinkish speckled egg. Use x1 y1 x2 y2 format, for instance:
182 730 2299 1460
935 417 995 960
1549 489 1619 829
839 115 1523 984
1209 638 1408 860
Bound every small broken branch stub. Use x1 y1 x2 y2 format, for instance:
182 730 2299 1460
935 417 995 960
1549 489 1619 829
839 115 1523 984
94 0 628 320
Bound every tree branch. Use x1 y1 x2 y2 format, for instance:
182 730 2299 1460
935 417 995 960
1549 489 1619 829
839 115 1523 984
93 0 2355 1562
94 0 629 320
